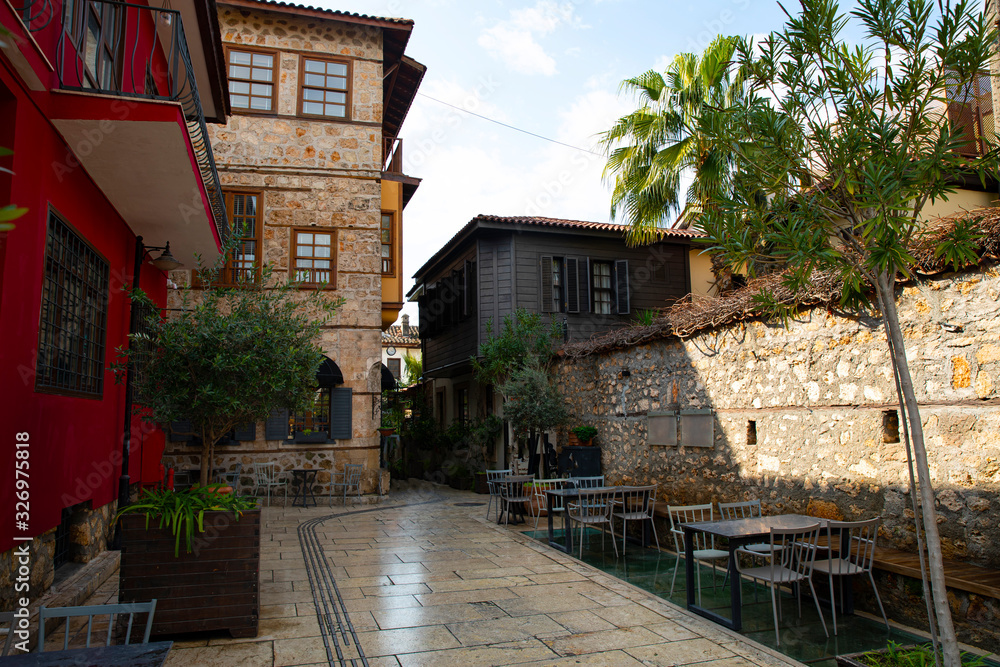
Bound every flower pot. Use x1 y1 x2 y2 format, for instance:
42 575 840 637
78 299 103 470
119 509 261 639
474 472 489 494
377 428 396 437
567 433 593 447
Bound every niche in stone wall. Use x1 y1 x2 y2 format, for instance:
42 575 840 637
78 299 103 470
882 410 900 443
679 409 714 448
747 420 757 445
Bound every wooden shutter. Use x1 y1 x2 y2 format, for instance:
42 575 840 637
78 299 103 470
614 259 630 314
169 420 193 442
578 256 590 314
539 255 554 313
234 422 256 441
330 387 353 440
464 260 476 317
565 257 579 313
265 409 289 440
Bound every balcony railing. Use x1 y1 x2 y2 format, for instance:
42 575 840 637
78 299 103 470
11 0 228 245
383 136 403 173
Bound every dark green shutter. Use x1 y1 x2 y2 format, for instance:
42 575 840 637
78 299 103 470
614 259 630 314
169 420 193 442
234 422 256 441
565 257 579 313
540 255 554 313
330 387 353 440
578 257 590 313
265 409 289 440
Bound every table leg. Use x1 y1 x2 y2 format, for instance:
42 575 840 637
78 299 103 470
685 527 695 609
729 543 742 630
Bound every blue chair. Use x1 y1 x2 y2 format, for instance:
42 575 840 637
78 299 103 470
38 600 157 651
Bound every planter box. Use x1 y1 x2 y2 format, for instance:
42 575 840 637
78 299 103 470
294 431 329 443
119 509 261 639
474 473 489 494
836 646 919 667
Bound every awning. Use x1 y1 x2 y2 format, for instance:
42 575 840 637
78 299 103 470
381 363 398 391
317 357 344 387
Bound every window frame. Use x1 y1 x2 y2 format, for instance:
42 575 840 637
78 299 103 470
225 45 279 116
196 189 264 287
297 54 352 121
35 209 110 399
290 227 337 289
591 260 613 315
380 211 394 275
387 357 401 380
290 386 333 442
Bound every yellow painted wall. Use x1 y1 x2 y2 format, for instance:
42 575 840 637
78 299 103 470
921 189 997 221
689 248 716 297
381 179 404 329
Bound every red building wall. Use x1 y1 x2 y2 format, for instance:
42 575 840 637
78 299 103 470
0 58 167 555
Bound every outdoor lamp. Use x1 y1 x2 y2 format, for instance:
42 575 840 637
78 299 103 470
149 243 183 271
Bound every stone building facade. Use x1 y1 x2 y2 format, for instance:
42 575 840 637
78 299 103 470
164 0 424 497
556 267 1000 648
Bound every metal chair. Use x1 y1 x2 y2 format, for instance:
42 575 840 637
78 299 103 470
612 485 660 556
567 475 605 489
215 462 244 492
0 611 15 656
812 517 889 634
38 600 157 651
567 487 619 559
496 475 532 525
667 504 729 601
252 462 287 507
719 499 777 595
736 523 828 647
485 469 511 521
330 463 363 506
531 479 569 531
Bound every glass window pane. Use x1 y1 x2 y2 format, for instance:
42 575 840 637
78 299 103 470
382 246 391 257
381 230 391 243
231 94 249 108
298 245 313 257
296 259 312 268
314 260 329 269
245 195 257 215
251 68 272 82
252 53 272 67
315 233 331 244
230 51 251 65
297 233 313 244
304 88 324 101
305 59 324 73
230 65 251 79
251 83 271 96
327 62 347 76
304 73 325 87
250 97 271 110
327 76 347 90
303 101 323 115
325 104 345 117
315 246 330 258
230 80 250 95
381 214 392 227
325 91 346 104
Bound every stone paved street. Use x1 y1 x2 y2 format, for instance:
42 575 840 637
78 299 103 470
84 482 804 666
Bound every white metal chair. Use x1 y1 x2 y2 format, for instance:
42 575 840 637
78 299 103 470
736 523 828 647
252 462 287 507
531 479 569 531
612 485 660 556
667 504 729 601
496 475 532 525
812 517 889 634
567 475 605 489
0 611 15 656
718 499 777 596
38 600 157 651
567 487 619 559
330 463 363 506
485 469 511 521
215 462 243 492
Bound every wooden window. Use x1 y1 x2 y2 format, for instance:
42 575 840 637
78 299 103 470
291 229 336 287
36 211 110 397
381 212 393 274
614 259 631 314
387 358 401 380
298 56 350 119
540 256 565 313
205 191 262 286
592 261 613 315
290 387 332 441
227 48 277 113
455 386 469 425
77 0 122 90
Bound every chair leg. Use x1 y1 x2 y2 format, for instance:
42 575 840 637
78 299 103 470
868 571 890 631
669 554 680 596
807 578 829 638
828 571 838 635
771 582 781 647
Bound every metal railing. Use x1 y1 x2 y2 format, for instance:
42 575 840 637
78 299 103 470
947 73 995 158
383 136 403 173
11 0 228 244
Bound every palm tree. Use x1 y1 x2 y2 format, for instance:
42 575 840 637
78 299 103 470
402 352 422 387
600 36 744 244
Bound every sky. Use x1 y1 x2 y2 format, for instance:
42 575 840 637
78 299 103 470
320 0 802 324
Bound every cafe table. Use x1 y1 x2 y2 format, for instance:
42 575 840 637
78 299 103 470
0 641 173 665
290 469 319 507
682 513 828 631
545 486 628 555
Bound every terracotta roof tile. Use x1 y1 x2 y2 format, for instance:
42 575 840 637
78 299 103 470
223 0 413 25
382 325 420 347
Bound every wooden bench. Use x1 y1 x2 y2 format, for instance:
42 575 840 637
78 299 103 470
873 547 1000 601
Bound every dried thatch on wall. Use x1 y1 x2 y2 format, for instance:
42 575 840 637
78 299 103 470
563 206 1000 359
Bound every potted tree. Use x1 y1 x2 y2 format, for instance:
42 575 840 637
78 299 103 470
569 426 598 447
114 257 341 638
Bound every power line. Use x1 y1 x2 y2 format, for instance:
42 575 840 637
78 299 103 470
415 92 604 157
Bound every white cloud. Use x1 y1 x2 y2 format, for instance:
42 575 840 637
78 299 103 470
477 1 582 76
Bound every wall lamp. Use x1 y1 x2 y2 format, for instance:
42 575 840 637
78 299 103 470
146 242 183 272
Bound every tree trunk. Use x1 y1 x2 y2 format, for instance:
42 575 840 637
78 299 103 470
876 273 960 667
199 428 212 487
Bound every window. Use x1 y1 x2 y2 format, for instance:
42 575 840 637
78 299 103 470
79 1 122 90
299 56 350 119
455 386 469 425
227 48 277 113
381 212 393 274
592 261 613 315
221 191 262 284
290 388 332 439
387 357 401 380
36 212 110 397
291 229 336 287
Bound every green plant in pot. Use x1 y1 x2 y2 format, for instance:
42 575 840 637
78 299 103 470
836 642 987 667
571 425 598 446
